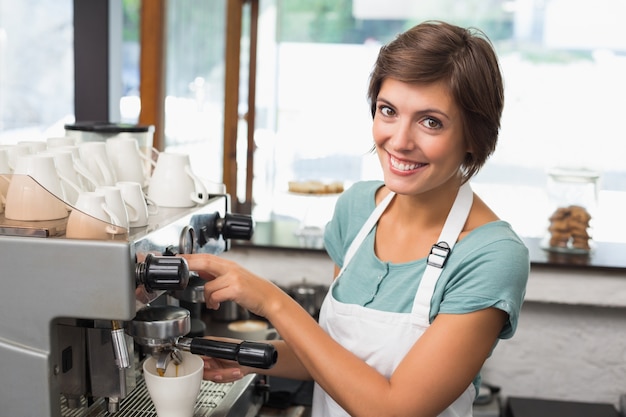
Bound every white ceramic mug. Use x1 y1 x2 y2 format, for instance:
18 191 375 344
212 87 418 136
0 174 8 215
4 175 68 221
78 142 117 187
12 154 67 202
95 185 135 230
17 140 47 154
39 150 84 205
54 145 100 191
6 143 32 171
66 191 125 239
46 136 76 149
147 152 208 208
0 148 11 174
106 136 155 187
143 351 204 417
226 319 279 341
116 181 156 228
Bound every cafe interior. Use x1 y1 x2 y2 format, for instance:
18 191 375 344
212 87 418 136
1 1 625 416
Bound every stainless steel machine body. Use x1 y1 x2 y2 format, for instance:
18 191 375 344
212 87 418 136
0 189 262 417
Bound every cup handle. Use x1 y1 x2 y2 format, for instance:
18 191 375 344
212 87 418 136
138 150 158 168
138 148 158 182
101 202 123 227
144 194 159 215
185 165 208 205
123 201 140 222
57 172 83 196
94 156 116 186
73 160 101 189
0 175 10 206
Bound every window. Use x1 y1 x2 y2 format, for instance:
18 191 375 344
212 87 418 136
0 0 74 141
244 0 626 247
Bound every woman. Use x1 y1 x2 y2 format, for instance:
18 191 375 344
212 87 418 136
183 20 529 417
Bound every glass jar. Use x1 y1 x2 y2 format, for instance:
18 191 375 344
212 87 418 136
544 168 600 253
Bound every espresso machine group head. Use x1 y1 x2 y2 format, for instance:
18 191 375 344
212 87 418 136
0 191 265 417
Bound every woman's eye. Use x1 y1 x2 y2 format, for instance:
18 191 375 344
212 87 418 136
420 117 442 129
379 105 395 117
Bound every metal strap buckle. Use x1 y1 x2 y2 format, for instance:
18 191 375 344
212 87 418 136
427 241 451 268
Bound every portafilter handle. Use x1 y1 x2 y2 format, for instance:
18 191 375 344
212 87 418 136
136 253 190 292
176 337 277 369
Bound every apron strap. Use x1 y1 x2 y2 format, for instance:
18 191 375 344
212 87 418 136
412 182 474 317
338 189 395 276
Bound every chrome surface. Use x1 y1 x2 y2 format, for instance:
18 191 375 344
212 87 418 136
60 374 262 417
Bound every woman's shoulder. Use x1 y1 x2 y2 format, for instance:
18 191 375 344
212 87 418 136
334 180 384 212
342 180 385 198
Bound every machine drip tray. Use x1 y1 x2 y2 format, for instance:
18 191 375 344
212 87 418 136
61 374 263 417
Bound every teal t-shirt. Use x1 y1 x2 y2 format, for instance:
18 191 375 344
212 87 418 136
324 180 529 338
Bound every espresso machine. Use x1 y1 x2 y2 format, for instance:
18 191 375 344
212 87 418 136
0 178 273 417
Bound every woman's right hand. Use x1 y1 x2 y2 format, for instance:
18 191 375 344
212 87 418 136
201 355 247 383
181 253 288 320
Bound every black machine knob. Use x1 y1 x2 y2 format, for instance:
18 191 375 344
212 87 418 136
194 212 255 247
219 213 255 240
136 254 190 292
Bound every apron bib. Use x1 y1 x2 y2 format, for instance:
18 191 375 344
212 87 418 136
312 183 476 417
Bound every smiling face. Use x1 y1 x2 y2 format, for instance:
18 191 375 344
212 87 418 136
373 78 469 196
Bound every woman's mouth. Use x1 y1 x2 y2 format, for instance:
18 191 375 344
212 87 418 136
390 154 426 172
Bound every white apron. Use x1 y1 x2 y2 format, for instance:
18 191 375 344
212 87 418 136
312 183 476 417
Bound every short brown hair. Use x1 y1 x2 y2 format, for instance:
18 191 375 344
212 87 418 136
367 21 504 181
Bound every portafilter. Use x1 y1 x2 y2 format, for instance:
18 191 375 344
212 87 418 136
127 305 277 375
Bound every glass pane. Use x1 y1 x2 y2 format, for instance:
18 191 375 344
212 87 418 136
163 0 227 185
0 0 74 142
252 0 626 246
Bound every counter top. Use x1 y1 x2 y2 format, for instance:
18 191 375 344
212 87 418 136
240 220 626 271
524 237 626 271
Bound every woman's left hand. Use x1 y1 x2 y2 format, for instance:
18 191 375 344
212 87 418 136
181 253 284 319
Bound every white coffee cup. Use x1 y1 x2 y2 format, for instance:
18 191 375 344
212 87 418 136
46 136 76 149
11 154 67 202
147 152 208 208
55 145 101 191
17 140 47 154
116 181 156 228
6 143 32 171
106 136 155 187
0 148 11 213
226 320 279 341
0 174 9 214
4 175 69 221
95 185 135 230
65 191 125 239
78 142 117 187
143 351 204 417
39 150 84 205
0 148 11 174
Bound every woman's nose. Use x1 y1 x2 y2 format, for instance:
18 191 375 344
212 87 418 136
388 120 416 151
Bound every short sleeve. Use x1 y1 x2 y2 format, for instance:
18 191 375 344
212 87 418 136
433 230 529 339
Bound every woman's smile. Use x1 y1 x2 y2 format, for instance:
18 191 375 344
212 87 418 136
388 153 427 174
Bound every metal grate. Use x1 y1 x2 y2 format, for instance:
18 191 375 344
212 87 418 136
61 379 236 417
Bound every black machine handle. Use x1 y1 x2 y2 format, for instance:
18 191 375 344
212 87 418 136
177 338 277 369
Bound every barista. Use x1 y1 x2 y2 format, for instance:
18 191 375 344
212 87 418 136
183 20 529 417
